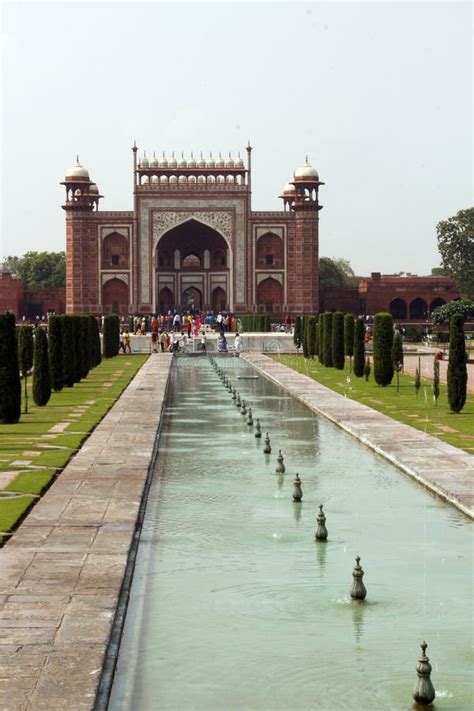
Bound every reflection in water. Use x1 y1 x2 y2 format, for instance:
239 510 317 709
351 599 365 643
276 472 284 490
315 538 327 576
293 501 302 523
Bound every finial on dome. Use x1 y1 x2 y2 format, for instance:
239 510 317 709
200 151 203 159
219 152 222 158
210 151 213 158
181 150 184 158
172 151 175 158
228 151 231 158
305 154 309 164
144 150 147 157
76 154 80 164
162 151 165 158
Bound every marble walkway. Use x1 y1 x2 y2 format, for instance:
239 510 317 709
243 354 474 519
0 354 172 710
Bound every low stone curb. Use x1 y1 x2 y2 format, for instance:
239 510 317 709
242 354 474 519
0 354 173 710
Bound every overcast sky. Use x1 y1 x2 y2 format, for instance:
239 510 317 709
1 1 472 275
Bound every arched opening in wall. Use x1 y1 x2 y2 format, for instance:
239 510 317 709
102 278 128 315
389 298 407 320
212 287 226 312
257 278 283 312
256 232 284 268
182 253 202 268
182 287 202 311
158 251 173 268
102 232 129 269
212 249 227 268
409 297 428 320
430 297 446 312
159 287 174 313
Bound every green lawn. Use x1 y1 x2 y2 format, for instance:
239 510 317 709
272 355 473 454
0 355 148 536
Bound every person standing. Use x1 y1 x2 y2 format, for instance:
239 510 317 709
123 330 131 354
234 332 243 357
173 312 181 333
151 329 158 353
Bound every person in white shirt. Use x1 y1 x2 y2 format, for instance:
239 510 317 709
234 333 243 356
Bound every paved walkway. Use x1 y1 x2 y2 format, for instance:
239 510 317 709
243 354 474 519
0 354 172 710
402 353 474 393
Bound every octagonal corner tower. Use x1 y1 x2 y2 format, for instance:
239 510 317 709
62 146 323 316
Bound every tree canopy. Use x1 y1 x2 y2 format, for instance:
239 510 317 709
431 298 474 324
319 257 355 289
1 251 66 289
436 208 474 299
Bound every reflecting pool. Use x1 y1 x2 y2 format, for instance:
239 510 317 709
109 357 473 710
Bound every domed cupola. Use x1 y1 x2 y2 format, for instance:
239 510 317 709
216 152 225 169
282 181 296 195
235 152 245 168
168 152 178 169
65 156 90 181
198 152 207 169
149 152 159 168
187 152 197 168
141 152 150 169
207 152 216 169
294 157 319 182
178 152 187 169
225 152 234 168
159 152 168 168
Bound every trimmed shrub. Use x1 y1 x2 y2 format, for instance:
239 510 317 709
62 315 75 387
433 359 440 405
344 314 354 371
447 313 467 413
323 312 333 367
302 316 309 357
71 315 83 382
331 312 345 370
32 327 51 407
48 315 63 392
103 314 120 358
294 316 303 350
364 357 371 381
90 315 102 368
415 368 421 397
317 316 324 363
353 318 365 377
18 325 34 413
305 316 316 358
391 331 404 393
373 313 394 386
0 313 21 424
80 316 91 379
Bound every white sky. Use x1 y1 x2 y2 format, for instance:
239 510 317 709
1 1 472 275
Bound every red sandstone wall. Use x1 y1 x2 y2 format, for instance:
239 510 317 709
0 273 22 316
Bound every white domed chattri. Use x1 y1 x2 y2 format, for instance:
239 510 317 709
294 157 318 180
65 156 90 180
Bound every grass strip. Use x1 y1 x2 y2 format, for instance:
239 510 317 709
0 355 148 533
272 355 473 454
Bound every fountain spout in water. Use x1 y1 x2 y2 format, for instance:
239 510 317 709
263 433 271 454
246 407 253 426
350 556 367 601
412 641 436 706
292 473 303 501
275 450 285 473
315 504 328 540
254 418 262 438
240 400 247 415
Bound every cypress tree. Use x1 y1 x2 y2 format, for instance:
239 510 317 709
323 312 333 367
103 315 120 358
353 318 365 377
72 315 83 381
344 314 355 372
18 325 34 413
0 313 21 424
302 316 309 357
294 316 303 351
373 312 394 386
415 368 421 397
48 315 63 392
62 315 75 387
391 331 404 393
331 312 345 370
447 313 467 413
90 315 101 368
433 359 440 405
80 316 91 379
32 327 51 407
317 315 324 363
306 316 317 358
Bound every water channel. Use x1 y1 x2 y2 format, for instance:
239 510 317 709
109 357 473 710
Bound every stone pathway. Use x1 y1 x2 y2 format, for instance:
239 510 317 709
243 354 474 519
0 354 172 710
402 353 474 392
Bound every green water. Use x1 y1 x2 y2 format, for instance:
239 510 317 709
109 357 473 710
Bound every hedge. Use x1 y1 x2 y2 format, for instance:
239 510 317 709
0 313 21 423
